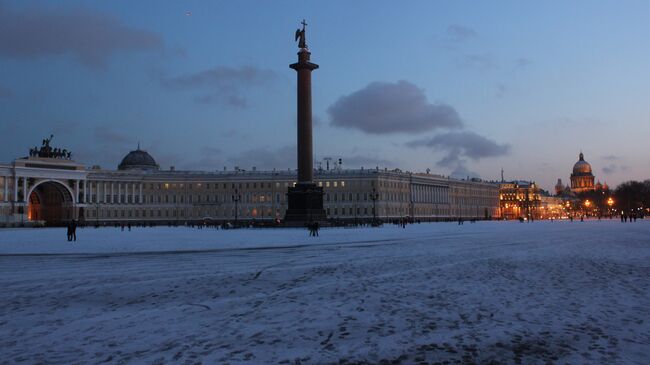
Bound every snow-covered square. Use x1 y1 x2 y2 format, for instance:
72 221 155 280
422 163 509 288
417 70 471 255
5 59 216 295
1 221 649 364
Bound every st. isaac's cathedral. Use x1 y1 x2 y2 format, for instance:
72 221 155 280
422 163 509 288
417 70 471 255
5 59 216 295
555 152 607 195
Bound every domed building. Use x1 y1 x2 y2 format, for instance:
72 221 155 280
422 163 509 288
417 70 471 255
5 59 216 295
570 152 595 193
118 147 159 171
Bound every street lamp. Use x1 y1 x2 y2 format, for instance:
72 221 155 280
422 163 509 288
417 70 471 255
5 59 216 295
232 188 241 227
607 197 614 218
370 187 379 225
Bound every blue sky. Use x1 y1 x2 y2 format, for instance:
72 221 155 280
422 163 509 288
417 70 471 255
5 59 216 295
1 0 649 190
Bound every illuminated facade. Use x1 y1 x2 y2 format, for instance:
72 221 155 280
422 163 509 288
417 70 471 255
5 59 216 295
499 181 541 220
570 152 595 193
0 146 501 226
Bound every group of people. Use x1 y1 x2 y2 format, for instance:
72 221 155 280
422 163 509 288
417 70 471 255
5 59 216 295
621 213 641 222
66 220 77 241
307 221 320 236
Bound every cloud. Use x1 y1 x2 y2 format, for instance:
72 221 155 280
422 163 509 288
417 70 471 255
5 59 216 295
602 154 619 161
161 66 277 108
407 131 510 178
407 131 510 160
602 164 627 175
450 164 480 180
446 25 478 42
0 4 163 69
328 81 462 134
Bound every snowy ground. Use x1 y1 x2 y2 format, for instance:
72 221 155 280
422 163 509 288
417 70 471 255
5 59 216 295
1 221 649 364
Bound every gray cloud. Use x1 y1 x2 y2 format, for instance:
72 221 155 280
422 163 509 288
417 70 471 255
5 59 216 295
0 4 163 69
407 131 510 160
447 24 478 42
161 66 277 108
602 164 627 175
328 81 462 134
602 154 619 161
407 131 510 178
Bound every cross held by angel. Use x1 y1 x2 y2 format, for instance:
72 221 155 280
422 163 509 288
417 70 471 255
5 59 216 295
295 19 308 49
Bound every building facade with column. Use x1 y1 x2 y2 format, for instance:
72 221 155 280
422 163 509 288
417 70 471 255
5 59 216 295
498 181 542 220
0 145 501 227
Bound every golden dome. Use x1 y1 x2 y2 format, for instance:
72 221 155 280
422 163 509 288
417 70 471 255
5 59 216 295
572 152 592 175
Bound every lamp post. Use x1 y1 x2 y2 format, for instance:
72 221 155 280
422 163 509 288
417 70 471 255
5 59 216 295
607 197 614 218
370 187 379 225
232 188 241 227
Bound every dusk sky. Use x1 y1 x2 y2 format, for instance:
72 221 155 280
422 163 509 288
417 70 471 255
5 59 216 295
1 0 649 191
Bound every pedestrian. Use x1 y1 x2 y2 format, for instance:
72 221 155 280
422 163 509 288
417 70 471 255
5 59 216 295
128 222 131 231
314 221 320 237
66 221 72 241
71 219 77 242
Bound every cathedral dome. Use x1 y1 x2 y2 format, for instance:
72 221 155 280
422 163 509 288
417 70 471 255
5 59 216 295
118 147 159 171
572 152 592 175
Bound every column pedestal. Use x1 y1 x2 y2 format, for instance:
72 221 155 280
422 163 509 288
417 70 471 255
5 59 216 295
285 183 326 224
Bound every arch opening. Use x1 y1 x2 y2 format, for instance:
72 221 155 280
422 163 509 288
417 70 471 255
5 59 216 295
28 181 74 226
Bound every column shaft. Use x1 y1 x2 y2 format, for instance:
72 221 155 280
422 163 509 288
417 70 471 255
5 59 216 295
22 177 27 202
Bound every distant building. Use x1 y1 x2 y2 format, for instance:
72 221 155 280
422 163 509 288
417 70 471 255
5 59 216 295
0 142 501 226
555 178 565 195
499 181 541 220
569 152 595 193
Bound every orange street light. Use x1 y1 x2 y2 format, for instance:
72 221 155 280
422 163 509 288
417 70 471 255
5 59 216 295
584 200 591 207
607 197 614 207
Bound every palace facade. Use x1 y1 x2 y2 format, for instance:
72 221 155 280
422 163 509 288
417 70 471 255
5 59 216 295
0 146 501 227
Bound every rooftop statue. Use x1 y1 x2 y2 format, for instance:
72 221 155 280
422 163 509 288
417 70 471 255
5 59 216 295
294 19 307 49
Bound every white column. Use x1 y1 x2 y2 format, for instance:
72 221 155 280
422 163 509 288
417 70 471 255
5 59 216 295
132 183 135 203
139 183 143 204
111 182 114 204
3 176 7 202
74 180 79 204
13 176 18 202
118 183 121 204
22 177 27 202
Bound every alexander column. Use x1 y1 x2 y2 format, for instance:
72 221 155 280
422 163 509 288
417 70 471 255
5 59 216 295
285 20 326 223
